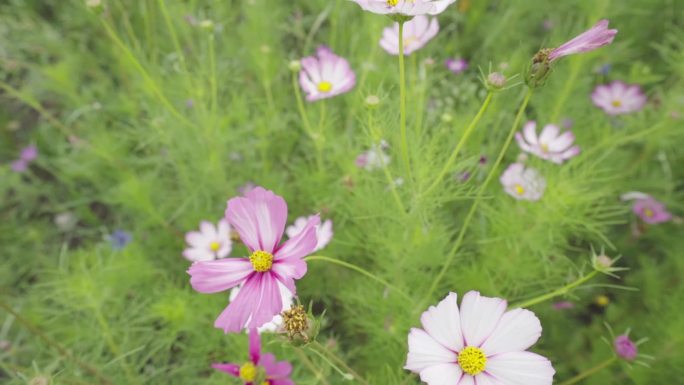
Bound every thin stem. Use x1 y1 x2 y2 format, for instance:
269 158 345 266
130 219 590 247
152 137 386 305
558 357 617 385
423 92 494 196
397 21 412 182
292 347 332 385
310 341 371 385
510 270 599 308
292 72 323 171
368 110 406 213
0 300 114 385
418 88 533 310
304 256 412 302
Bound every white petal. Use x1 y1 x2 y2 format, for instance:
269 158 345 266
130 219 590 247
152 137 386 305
420 292 465 351
522 121 538 146
405 328 458 372
419 363 463 385
457 374 475 385
485 352 555 385
473 373 505 385
538 125 560 144
459 291 507 347
480 309 542 356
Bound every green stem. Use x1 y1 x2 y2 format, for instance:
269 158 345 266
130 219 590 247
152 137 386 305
558 357 617 385
367 110 406 213
292 347 332 385
292 72 323 171
310 341 371 385
418 88 533 310
304 256 412 301
510 270 599 309
0 300 114 385
423 92 494 196
397 21 412 182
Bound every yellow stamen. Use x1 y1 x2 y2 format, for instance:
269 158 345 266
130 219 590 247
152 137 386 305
403 36 418 48
318 81 333 93
611 100 622 107
541 143 549 153
514 184 525 195
250 250 273 272
458 347 487 376
595 294 610 307
209 241 221 252
387 0 399 6
643 208 654 218
239 362 257 382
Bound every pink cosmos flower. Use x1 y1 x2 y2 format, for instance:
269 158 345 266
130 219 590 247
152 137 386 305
183 219 233 262
213 328 294 385
405 291 555 385
445 58 469 74
230 283 294 333
188 187 320 333
286 216 333 252
500 163 546 201
299 46 356 102
380 15 439 56
10 159 28 173
349 0 457 16
548 19 618 62
591 81 647 115
614 335 638 361
19 144 38 162
621 191 672 224
515 121 580 164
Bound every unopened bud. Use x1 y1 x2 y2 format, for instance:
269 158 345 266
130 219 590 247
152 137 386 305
288 60 302 72
365 95 380 109
487 72 506 89
596 255 613 269
441 113 453 123
198 19 214 29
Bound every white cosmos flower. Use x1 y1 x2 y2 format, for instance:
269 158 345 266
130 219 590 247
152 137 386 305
183 219 232 262
350 0 458 16
286 216 333 252
405 291 555 385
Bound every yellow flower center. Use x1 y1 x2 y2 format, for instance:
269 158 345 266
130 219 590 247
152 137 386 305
643 208 654 217
387 0 399 6
239 362 257 382
403 36 418 48
458 346 487 376
514 184 525 195
541 143 549 153
209 241 221 252
595 294 610 307
318 81 333 93
611 100 622 107
250 250 273 272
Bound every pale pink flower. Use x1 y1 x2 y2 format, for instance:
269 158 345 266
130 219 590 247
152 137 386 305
286 216 333 252
405 291 555 385
500 163 546 201
445 58 468 74
188 187 319 333
548 19 618 62
299 46 356 102
213 328 294 385
349 0 457 16
230 283 294 333
621 191 672 224
515 121 580 164
380 15 439 56
592 81 647 115
183 219 233 262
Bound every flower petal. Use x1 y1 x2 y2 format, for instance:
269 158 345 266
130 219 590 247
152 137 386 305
485 352 555 385
211 363 240 377
419 363 463 385
405 328 458 373
214 273 283 333
480 309 542 356
420 292 465 351
225 186 288 253
261 352 293 378
249 328 261 363
275 215 320 260
188 258 253 293
459 291 507 347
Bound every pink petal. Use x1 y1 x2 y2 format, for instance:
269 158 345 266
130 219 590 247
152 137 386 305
211 363 240 377
419 363 463 385
548 131 575 152
188 258 253 293
479 309 542 356
459 291 507 347
200 221 217 238
225 186 288 253
261 353 293 378
538 124 560 144
485 352 555 385
515 133 536 154
420 292 465 352
272 260 306 289
249 328 261 363
405 328 458 373
522 121 538 145
275 215 320 260
214 273 283 333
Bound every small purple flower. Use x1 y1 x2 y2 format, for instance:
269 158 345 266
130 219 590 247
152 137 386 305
500 163 546 201
20 144 38 162
515 121 580 164
299 46 356 102
592 81 647 115
548 19 618 62
614 335 638 361
621 191 672 224
445 58 468 74
553 301 575 310
379 15 439 56
109 230 133 250
10 159 28 173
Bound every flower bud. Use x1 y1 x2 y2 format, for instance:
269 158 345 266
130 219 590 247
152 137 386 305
364 95 380 109
288 60 302 72
198 19 214 29
486 72 506 89
525 49 552 88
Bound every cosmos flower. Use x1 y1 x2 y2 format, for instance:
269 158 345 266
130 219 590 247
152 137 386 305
349 0 457 16
183 219 233 262
614 335 638 361
548 19 618 62
286 216 333 252
109 230 133 250
405 291 555 385
379 15 439 56
230 283 294 334
621 191 672 224
10 144 38 173
213 328 294 385
500 163 546 201
188 187 319 333
299 46 356 102
356 141 391 171
445 58 468 74
515 121 580 164
591 81 647 115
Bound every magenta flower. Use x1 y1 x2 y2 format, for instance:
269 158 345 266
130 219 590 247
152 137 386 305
515 121 580 164
19 144 38 162
592 81 647 115
299 46 356 102
500 163 546 201
380 15 439 56
614 335 638 361
188 187 319 333
213 328 294 385
548 19 618 62
445 58 468 74
10 159 28 173
349 0 457 16
621 191 672 224
183 219 233 262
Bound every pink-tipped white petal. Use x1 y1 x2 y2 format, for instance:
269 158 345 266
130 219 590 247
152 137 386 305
480 309 542 356
420 292 465 351
405 328 458 372
485 351 555 385
459 291 507 347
